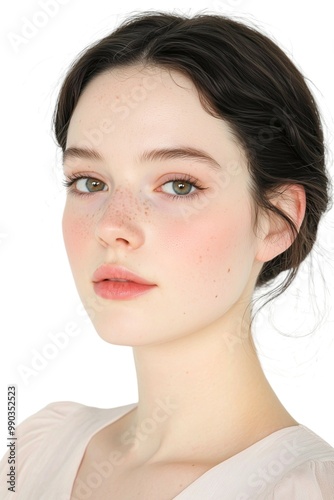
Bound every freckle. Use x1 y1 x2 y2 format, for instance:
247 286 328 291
228 268 230 273
215 295 218 298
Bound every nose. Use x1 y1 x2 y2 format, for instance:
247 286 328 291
94 187 145 250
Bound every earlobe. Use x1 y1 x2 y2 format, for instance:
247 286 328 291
255 184 306 263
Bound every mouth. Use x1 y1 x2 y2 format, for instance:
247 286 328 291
104 279 133 282
92 265 157 300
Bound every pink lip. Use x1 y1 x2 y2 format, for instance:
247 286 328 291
92 264 157 300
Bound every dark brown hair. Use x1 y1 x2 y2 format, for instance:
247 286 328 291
53 11 331 303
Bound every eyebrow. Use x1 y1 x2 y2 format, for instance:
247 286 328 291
63 146 221 171
63 147 103 164
139 147 221 171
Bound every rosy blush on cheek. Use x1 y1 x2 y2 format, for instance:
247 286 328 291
172 205 254 295
62 210 93 261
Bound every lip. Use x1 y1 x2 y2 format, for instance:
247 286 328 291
92 264 157 300
93 264 155 285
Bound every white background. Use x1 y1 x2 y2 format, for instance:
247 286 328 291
1 0 334 449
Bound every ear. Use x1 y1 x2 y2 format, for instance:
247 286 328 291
255 184 306 263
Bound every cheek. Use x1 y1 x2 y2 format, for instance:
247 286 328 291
157 205 255 294
62 205 93 262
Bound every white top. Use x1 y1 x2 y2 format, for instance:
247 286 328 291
1 401 334 499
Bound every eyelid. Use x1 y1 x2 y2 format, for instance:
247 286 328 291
157 173 208 200
62 172 208 199
159 173 205 187
62 173 108 195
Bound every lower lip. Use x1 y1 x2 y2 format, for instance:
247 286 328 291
93 281 157 300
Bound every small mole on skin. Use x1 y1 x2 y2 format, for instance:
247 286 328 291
228 268 231 273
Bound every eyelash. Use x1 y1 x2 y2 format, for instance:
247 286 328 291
62 173 105 198
159 173 207 200
62 173 207 201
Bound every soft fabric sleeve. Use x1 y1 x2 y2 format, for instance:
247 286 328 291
0 401 83 499
267 460 334 499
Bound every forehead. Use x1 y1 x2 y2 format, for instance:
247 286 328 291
74 64 199 113
66 64 245 172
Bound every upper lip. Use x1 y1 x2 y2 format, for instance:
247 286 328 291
92 264 156 286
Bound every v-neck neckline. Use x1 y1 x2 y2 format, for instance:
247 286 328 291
68 403 303 499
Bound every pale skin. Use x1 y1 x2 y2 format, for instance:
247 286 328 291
62 64 306 498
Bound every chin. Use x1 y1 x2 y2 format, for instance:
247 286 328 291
90 315 155 346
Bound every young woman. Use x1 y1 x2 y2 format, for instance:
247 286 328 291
1 10 334 500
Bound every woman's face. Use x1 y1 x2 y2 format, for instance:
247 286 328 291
62 64 265 346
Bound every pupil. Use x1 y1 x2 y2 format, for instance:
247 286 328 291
174 181 191 195
87 179 101 191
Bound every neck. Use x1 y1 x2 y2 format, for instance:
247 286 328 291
125 312 298 465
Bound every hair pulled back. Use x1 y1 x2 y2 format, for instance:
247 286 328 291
54 11 331 300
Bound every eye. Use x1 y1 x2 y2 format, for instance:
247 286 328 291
76 177 107 193
163 179 196 196
63 175 108 194
159 174 207 200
